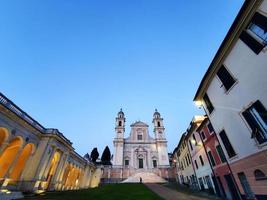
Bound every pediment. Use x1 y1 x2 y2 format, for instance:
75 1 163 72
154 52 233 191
130 121 149 127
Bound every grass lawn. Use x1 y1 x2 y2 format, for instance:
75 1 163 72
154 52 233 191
23 183 164 200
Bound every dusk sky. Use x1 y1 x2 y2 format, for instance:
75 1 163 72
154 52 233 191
0 0 244 157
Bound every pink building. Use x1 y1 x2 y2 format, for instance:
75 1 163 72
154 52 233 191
197 117 240 200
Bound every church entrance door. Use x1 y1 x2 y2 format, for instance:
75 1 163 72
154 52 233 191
138 158 143 168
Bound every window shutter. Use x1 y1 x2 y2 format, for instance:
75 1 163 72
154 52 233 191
217 65 236 90
219 130 236 158
242 110 258 135
240 31 264 54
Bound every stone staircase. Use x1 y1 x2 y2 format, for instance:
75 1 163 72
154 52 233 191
122 171 167 183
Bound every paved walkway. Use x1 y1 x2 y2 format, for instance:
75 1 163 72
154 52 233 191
145 183 213 200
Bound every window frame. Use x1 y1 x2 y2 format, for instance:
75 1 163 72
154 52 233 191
241 100 267 145
137 134 143 140
194 160 198 169
207 150 216 167
239 12 267 54
216 65 237 92
203 93 214 114
199 155 204 166
216 145 227 163
219 130 237 158
124 159 129 166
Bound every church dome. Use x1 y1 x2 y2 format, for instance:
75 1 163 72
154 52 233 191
153 109 161 118
118 108 124 118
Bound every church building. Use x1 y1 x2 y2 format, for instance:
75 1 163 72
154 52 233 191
107 109 170 183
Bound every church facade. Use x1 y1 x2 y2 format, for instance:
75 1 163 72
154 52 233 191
106 109 170 182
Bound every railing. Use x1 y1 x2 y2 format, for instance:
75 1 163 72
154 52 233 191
0 92 72 145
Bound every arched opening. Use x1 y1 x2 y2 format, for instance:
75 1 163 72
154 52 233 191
0 137 23 178
119 121 122 126
157 121 160 127
73 169 80 187
62 164 71 187
9 143 35 181
45 151 61 189
0 128 9 147
65 166 75 188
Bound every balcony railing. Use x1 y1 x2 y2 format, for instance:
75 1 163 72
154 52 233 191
0 92 72 145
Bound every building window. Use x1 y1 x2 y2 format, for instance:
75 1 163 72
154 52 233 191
157 121 161 127
207 123 214 133
248 23 267 43
238 172 255 199
187 154 191 164
217 65 236 91
198 177 205 190
194 160 198 169
185 156 189 166
124 160 129 166
203 93 214 114
216 145 226 163
200 131 206 140
138 158 143 168
240 12 267 54
207 151 216 167
219 130 236 158
137 134 142 140
192 134 197 146
153 160 157 168
189 140 193 150
254 169 267 181
242 100 267 144
119 121 122 126
199 155 204 166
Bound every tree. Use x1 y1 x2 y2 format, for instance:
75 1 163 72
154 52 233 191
90 148 99 162
84 153 90 161
101 146 111 165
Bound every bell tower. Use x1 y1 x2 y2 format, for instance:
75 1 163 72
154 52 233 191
152 109 166 139
115 109 125 138
113 109 125 166
152 109 169 167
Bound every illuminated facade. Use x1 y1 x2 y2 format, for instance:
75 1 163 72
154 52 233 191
0 92 101 197
109 109 170 182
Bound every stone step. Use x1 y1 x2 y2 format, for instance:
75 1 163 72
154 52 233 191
122 172 167 183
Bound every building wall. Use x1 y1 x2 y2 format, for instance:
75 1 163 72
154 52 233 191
0 93 100 194
199 120 236 200
201 1 267 198
188 130 214 192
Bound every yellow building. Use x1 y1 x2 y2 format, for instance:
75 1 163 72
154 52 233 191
0 92 101 197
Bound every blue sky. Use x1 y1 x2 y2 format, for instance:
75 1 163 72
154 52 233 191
0 0 244 156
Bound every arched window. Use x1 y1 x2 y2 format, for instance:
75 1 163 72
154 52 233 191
157 121 160 127
118 121 122 126
254 169 267 181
